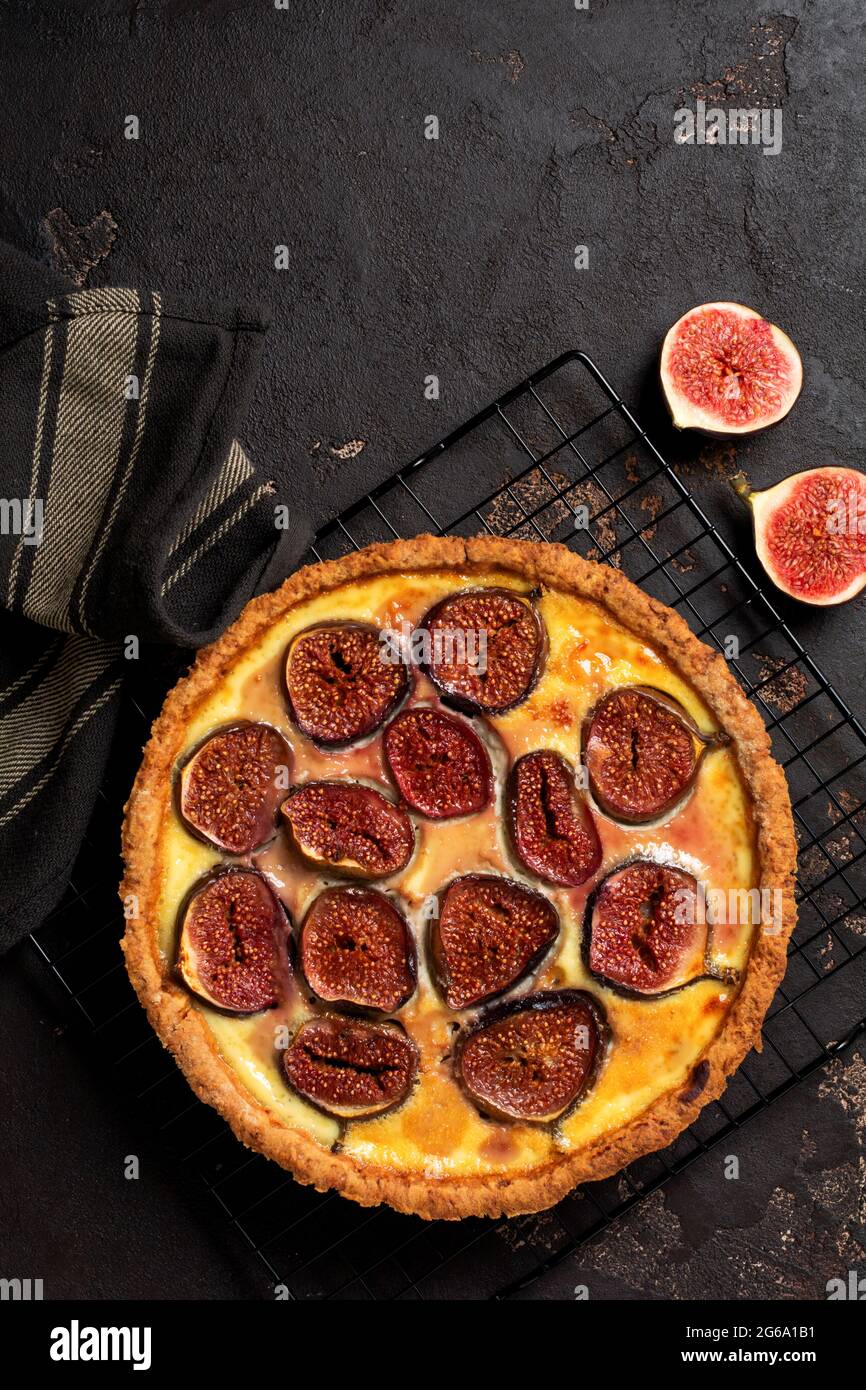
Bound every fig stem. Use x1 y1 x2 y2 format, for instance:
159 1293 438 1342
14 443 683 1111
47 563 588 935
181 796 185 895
729 470 755 505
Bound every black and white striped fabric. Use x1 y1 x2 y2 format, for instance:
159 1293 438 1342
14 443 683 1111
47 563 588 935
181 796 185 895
0 241 308 950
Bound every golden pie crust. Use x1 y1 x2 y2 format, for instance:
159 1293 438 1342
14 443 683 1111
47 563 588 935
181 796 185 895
121 535 797 1220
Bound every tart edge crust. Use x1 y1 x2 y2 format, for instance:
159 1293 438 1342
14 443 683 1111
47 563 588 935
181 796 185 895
120 535 797 1221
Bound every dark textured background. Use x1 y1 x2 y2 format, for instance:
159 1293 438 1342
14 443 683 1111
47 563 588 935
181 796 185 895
1 0 864 1300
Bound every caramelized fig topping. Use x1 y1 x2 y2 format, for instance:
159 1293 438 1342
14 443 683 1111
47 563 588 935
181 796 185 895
282 781 414 878
283 1016 418 1119
431 874 559 1011
457 990 605 1123
587 860 707 995
299 886 416 1013
584 686 702 823
285 622 408 747
383 707 492 819
177 869 289 1014
508 749 601 886
421 588 544 714
178 722 290 854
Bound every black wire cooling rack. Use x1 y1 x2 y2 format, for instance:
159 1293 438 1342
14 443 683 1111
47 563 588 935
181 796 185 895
30 350 866 1300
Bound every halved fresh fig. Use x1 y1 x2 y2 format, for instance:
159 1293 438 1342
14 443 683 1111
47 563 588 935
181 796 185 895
284 622 408 748
586 860 706 995
383 706 493 819
583 685 718 824
431 874 559 1011
421 588 545 714
508 749 601 886
457 990 606 1123
281 781 414 878
283 1015 418 1119
178 722 291 854
177 868 289 1013
299 886 416 1012
732 466 866 606
660 301 802 436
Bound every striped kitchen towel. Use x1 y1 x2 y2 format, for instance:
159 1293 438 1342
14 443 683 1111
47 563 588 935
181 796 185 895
0 239 309 950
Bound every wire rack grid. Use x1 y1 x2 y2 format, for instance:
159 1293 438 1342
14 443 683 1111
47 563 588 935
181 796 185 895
30 350 866 1301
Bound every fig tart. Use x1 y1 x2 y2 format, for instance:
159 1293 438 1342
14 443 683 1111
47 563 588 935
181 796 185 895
121 536 797 1219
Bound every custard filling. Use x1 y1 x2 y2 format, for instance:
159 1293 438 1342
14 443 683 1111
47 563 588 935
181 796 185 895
156 568 758 1178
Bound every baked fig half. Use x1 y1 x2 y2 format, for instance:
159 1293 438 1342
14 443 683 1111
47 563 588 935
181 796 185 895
660 301 802 436
457 990 606 1124
284 621 408 748
732 465 866 606
283 1016 418 1120
281 781 414 878
177 868 290 1014
178 722 291 854
421 588 545 715
583 685 718 824
508 749 601 886
383 706 493 819
586 860 707 995
431 874 559 1011
299 886 416 1013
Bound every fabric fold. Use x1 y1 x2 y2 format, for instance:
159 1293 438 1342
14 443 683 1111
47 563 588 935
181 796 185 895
0 241 312 950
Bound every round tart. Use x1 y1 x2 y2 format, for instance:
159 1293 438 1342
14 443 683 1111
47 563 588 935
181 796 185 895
121 536 796 1220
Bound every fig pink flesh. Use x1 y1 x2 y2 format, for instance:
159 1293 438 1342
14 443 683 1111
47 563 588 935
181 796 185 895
756 468 866 603
662 303 801 434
